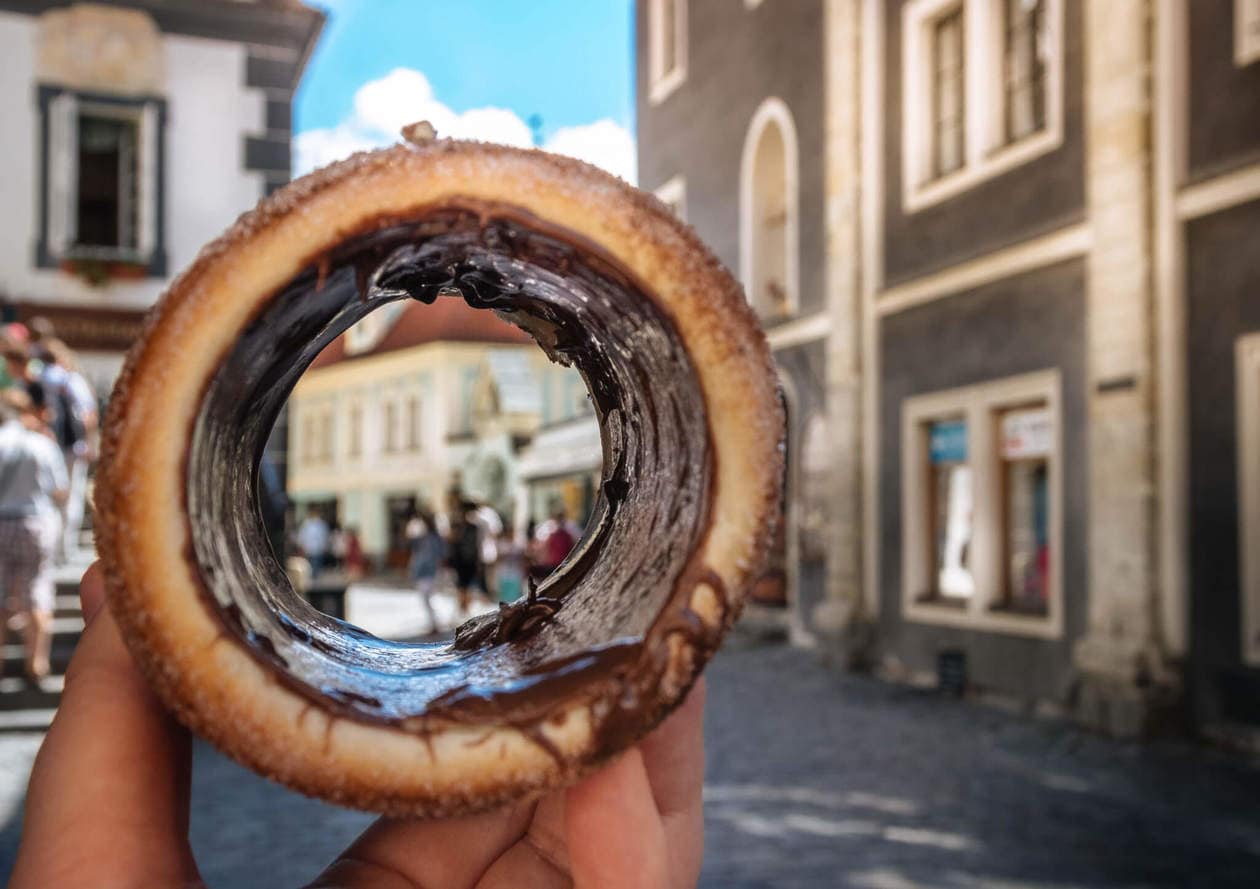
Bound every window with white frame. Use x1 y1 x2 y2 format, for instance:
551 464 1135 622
348 401 362 458
320 409 334 463
654 175 687 221
648 0 687 105
406 395 422 451
1237 334 1260 665
902 370 1062 637
38 86 166 273
901 0 1064 213
740 98 800 321
1238 0 1260 66
383 400 399 453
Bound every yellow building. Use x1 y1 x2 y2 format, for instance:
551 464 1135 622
287 297 581 567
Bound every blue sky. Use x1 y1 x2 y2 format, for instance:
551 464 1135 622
294 1 638 181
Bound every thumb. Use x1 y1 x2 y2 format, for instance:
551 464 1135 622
10 562 198 888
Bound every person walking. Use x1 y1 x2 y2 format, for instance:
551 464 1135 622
446 498 482 618
296 508 330 577
0 390 68 683
34 338 97 563
405 510 445 633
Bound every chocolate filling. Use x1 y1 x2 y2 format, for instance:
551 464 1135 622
186 203 721 753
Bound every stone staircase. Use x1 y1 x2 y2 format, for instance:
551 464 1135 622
0 558 91 732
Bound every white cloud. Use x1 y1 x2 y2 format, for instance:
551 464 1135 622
543 119 637 185
294 67 636 184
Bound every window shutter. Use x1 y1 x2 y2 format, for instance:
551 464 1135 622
137 101 160 259
46 91 78 256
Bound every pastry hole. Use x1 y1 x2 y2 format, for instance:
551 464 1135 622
268 300 602 644
186 206 712 725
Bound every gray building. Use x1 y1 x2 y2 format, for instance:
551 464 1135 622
636 0 1260 737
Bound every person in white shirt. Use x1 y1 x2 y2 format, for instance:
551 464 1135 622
0 390 68 682
36 339 97 563
296 509 331 577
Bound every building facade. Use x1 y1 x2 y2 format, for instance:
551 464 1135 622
287 297 587 567
636 0 1260 735
0 0 321 393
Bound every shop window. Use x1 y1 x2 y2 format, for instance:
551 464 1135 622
38 87 166 274
927 419 974 600
1239 0 1260 66
902 371 1062 638
996 405 1052 615
648 0 687 104
740 98 800 321
901 0 1064 212
1238 334 1260 665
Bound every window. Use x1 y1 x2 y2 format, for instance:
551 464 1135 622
931 8 966 178
76 114 138 251
1002 0 1048 144
996 405 1052 615
1238 0 1260 66
383 401 398 453
348 402 362 458
406 396 421 451
740 98 800 321
1238 334 1260 665
301 414 314 464
37 86 165 273
654 176 687 221
901 0 1064 213
320 410 334 463
927 419 974 601
648 0 687 104
902 370 1062 637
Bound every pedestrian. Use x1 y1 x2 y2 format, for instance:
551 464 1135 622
0 390 68 684
494 523 525 604
532 506 578 580
295 508 330 577
342 525 367 580
406 510 445 633
446 497 482 617
34 338 97 563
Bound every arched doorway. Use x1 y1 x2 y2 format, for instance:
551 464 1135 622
739 97 800 321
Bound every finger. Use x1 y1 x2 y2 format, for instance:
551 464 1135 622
566 749 669 889
639 678 706 817
308 802 536 889
9 562 197 889
476 791 569 888
637 680 707 887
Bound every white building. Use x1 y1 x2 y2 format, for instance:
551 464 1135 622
287 297 589 568
0 0 322 393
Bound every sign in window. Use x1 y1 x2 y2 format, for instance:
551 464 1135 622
998 406 1051 615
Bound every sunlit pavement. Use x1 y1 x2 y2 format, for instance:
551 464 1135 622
2 642 1260 887
342 578 498 640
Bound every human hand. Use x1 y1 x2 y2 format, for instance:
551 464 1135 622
11 563 705 888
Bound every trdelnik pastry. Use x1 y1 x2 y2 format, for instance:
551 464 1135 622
94 124 784 817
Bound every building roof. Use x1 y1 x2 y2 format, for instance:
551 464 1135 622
309 297 533 370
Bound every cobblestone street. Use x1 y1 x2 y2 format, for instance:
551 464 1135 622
2 641 1260 888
